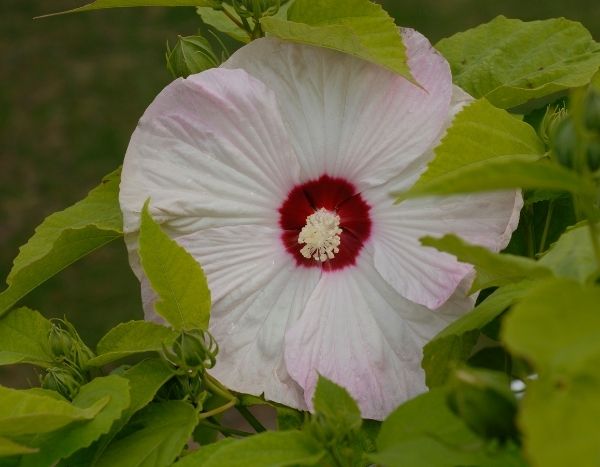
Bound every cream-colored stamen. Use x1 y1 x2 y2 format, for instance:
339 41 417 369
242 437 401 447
298 208 342 262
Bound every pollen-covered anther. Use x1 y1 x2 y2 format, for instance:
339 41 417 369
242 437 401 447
298 208 342 262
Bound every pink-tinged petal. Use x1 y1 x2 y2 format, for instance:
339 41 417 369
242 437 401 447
284 255 475 420
367 190 522 309
223 30 452 190
119 67 301 235
177 225 321 409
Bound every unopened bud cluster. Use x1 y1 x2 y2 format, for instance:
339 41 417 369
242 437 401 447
42 319 95 399
549 88 600 173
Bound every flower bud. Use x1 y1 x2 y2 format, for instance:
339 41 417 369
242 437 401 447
166 36 220 79
41 367 82 400
587 139 600 172
48 319 95 368
539 104 568 146
584 89 600 133
48 325 75 359
161 329 219 374
551 117 576 169
446 367 518 441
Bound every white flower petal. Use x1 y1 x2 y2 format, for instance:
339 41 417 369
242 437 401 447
284 255 475 420
119 67 301 234
176 226 321 409
367 189 522 309
223 30 452 189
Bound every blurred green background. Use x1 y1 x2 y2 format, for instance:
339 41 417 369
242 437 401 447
1 0 599 384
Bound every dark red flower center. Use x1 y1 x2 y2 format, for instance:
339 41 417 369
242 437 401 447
278 175 371 271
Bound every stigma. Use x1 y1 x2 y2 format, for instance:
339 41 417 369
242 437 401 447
298 208 342 262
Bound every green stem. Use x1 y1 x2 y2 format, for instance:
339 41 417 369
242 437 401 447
199 398 236 419
236 405 267 433
198 420 253 437
203 374 236 402
538 200 555 253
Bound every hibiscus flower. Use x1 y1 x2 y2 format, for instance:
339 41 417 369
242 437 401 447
120 30 521 420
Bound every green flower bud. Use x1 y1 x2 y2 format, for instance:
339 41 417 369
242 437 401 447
48 318 95 368
166 36 220 79
584 89 600 133
551 117 576 169
161 329 219 374
447 367 518 441
48 325 75 360
539 104 568 146
41 367 82 400
587 139 600 172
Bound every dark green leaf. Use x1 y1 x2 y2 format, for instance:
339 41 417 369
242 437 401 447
187 430 324 467
63 359 174 466
0 307 53 367
138 202 211 331
173 439 236 466
436 16 600 108
261 0 413 81
0 169 122 316
93 401 197 467
16 375 131 467
87 321 178 367
0 386 106 437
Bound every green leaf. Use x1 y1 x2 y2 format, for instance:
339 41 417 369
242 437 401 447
63 359 174 466
436 16 600 109
538 222 599 282
421 234 553 292
93 401 197 467
398 154 593 198
16 375 131 467
0 386 107 437
0 307 53 367
41 0 217 17
173 439 236 466
87 321 178 367
398 98 544 200
503 279 600 374
0 169 122 316
502 279 600 467
138 202 211 331
0 438 36 458
312 375 361 432
197 5 249 43
261 0 413 81
372 388 523 467
185 431 324 467
423 282 531 387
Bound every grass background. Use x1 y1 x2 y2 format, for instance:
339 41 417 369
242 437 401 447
1 0 598 383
